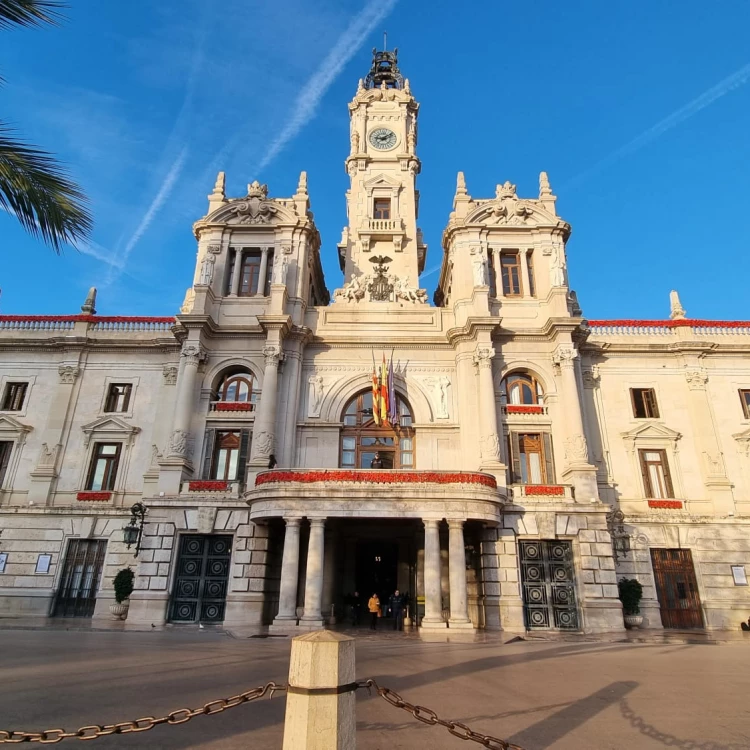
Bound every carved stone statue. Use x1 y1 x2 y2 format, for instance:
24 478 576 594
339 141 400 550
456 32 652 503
337 274 366 302
168 429 188 456
272 255 289 285
550 241 566 287
350 129 360 155
425 376 451 419
180 288 195 314
471 247 488 286
198 253 215 285
393 275 427 304
308 375 324 418
669 290 686 320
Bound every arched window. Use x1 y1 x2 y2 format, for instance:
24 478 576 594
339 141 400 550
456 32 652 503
218 372 256 404
340 390 414 469
501 372 544 406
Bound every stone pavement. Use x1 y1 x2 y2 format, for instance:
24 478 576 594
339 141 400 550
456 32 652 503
0 627 748 749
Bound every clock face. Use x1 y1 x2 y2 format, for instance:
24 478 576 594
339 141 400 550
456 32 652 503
369 128 397 150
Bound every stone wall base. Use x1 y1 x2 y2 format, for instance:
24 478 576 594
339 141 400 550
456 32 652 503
0 589 54 617
125 591 169 628
580 599 625 633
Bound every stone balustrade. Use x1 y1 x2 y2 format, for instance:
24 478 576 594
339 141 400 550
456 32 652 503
0 315 174 334
365 218 403 232
501 404 549 417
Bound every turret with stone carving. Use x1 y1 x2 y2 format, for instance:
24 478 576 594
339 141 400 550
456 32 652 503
80 287 97 315
335 47 427 303
669 290 686 320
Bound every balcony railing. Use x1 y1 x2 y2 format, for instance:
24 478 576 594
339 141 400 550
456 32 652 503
209 401 257 414
501 404 548 417
255 469 497 489
365 218 403 233
511 484 573 500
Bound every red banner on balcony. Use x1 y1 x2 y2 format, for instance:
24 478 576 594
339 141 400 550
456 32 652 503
256 470 497 488
506 405 544 414
215 402 253 411
524 485 565 496
188 481 229 492
647 500 683 509
76 491 112 502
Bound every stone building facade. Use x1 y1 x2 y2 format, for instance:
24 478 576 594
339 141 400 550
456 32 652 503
0 50 748 634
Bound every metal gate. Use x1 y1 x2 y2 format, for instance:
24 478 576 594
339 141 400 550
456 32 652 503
651 548 703 629
53 539 107 617
520 540 578 630
170 534 232 623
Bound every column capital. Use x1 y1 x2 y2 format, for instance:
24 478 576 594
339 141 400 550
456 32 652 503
181 343 206 366
58 365 81 384
685 368 708 390
422 518 441 529
309 518 326 528
553 344 577 369
447 518 466 529
263 344 284 367
284 516 302 527
473 346 496 369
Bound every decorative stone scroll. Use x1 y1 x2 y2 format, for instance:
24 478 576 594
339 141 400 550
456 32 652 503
233 181 278 224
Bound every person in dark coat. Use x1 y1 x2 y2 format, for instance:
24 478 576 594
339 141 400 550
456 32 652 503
389 589 405 631
268 454 277 469
370 452 384 468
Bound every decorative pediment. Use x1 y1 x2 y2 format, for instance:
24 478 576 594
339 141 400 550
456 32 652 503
465 198 558 229
82 416 140 447
0 414 32 436
621 422 681 451
364 173 402 193
203 196 299 227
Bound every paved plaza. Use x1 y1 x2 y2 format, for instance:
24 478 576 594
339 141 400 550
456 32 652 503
0 628 748 749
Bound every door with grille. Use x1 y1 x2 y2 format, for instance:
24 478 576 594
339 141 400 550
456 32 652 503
54 539 107 617
170 535 232 623
520 540 578 630
651 548 703 629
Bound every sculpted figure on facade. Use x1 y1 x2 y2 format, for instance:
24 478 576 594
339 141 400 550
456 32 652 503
37 443 60 468
58 365 80 384
394 275 427 304
471 247 488 287
162 365 178 386
564 434 589 463
308 374 325 418
480 433 501 461
272 254 289 285
254 430 274 457
335 274 366 302
550 239 567 287
425 375 451 419
198 253 215 285
180 288 195 314
685 369 708 390
350 129 360 155
168 429 188 457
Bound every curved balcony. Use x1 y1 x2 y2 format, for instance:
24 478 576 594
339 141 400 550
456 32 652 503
246 469 506 523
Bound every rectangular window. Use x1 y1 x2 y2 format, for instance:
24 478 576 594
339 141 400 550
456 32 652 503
527 250 536 297
373 198 391 220
631 388 660 419
2 382 27 411
203 429 250 483
508 432 554 485
86 443 122 491
500 252 522 296
740 389 750 419
104 384 132 413
0 441 12 488
639 449 674 498
239 251 262 296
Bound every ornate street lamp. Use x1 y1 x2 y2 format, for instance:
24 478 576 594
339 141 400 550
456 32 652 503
123 502 148 557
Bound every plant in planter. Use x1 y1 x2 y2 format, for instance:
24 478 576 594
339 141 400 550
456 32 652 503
109 568 135 620
618 577 644 628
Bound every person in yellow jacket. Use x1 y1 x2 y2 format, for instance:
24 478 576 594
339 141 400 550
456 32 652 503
367 593 380 631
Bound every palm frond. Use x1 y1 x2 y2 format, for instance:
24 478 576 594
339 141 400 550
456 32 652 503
0 123 92 253
0 0 65 29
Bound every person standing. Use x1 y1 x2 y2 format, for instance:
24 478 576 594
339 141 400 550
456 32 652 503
370 452 384 469
368 592 380 630
389 589 405 631
350 591 362 627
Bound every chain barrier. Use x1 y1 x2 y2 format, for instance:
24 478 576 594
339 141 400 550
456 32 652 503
358 679 526 750
0 682 286 744
1 678 524 748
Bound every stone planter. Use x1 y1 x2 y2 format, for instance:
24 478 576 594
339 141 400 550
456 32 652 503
624 614 643 629
109 601 129 620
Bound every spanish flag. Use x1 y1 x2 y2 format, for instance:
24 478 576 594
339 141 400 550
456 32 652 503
371 365 381 425
380 354 389 424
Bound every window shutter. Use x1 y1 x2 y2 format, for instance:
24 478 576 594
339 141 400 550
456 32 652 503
510 432 522 484
202 429 216 480
542 433 555 484
236 430 251 484
638 450 652 497
0 442 12 487
662 451 675 498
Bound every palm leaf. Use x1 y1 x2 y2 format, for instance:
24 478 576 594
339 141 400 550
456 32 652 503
0 0 65 29
0 123 92 252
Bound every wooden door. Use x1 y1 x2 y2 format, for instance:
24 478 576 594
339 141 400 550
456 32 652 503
651 548 703 629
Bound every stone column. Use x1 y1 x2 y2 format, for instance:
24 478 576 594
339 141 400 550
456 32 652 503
474 346 505 474
166 343 204 459
487 247 499 296
256 247 270 296
421 519 446 629
553 344 599 501
272 517 302 627
249 344 283 467
521 248 532 297
230 248 243 296
301 518 326 627
448 520 473 629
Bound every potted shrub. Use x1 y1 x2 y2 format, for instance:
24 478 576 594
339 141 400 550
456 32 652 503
618 577 644 628
109 568 135 620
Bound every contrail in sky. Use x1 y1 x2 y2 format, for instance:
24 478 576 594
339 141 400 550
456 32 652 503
256 0 399 171
104 147 188 286
565 61 750 188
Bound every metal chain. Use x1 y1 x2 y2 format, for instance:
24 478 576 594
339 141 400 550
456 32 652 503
0 682 286 744
358 679 526 750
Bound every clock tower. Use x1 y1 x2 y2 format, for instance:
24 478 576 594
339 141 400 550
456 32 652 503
335 48 427 302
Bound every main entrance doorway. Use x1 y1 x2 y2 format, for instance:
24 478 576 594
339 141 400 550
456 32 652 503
54 539 107 617
651 548 703 629
520 540 579 630
355 540 398 603
170 534 232 623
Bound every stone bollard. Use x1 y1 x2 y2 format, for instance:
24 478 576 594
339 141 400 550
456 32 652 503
282 630 357 750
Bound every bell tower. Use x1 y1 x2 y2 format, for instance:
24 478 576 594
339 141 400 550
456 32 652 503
336 48 427 301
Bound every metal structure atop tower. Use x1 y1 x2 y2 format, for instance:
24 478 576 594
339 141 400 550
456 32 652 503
364 47 404 89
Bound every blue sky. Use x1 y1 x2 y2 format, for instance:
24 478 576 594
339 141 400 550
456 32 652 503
1 1 749 319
